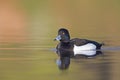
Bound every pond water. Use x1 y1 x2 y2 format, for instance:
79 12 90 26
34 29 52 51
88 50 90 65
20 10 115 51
0 28 120 80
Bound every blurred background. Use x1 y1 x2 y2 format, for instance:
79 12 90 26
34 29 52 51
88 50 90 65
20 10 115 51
0 0 120 80
0 0 120 44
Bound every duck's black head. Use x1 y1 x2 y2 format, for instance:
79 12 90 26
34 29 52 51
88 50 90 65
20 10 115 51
54 28 70 42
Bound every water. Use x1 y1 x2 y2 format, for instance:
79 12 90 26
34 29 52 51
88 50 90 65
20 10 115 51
0 35 120 80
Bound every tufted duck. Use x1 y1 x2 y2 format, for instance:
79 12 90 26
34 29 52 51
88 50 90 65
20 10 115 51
54 28 103 56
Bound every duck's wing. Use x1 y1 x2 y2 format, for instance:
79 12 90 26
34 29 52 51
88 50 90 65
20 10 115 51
71 38 103 48
70 38 90 46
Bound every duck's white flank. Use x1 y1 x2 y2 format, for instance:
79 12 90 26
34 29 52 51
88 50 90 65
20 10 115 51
73 43 96 56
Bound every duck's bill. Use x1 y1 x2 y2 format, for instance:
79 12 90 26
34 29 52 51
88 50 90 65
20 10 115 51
54 35 61 41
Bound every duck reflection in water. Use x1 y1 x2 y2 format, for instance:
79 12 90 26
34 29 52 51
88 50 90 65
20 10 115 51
56 48 102 70
56 49 72 70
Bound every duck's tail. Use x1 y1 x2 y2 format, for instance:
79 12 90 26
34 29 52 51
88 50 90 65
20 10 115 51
97 42 104 49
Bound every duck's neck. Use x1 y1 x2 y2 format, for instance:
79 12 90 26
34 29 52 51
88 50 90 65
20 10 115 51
60 41 70 47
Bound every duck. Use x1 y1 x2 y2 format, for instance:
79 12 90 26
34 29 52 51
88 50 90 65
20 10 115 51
54 28 103 56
